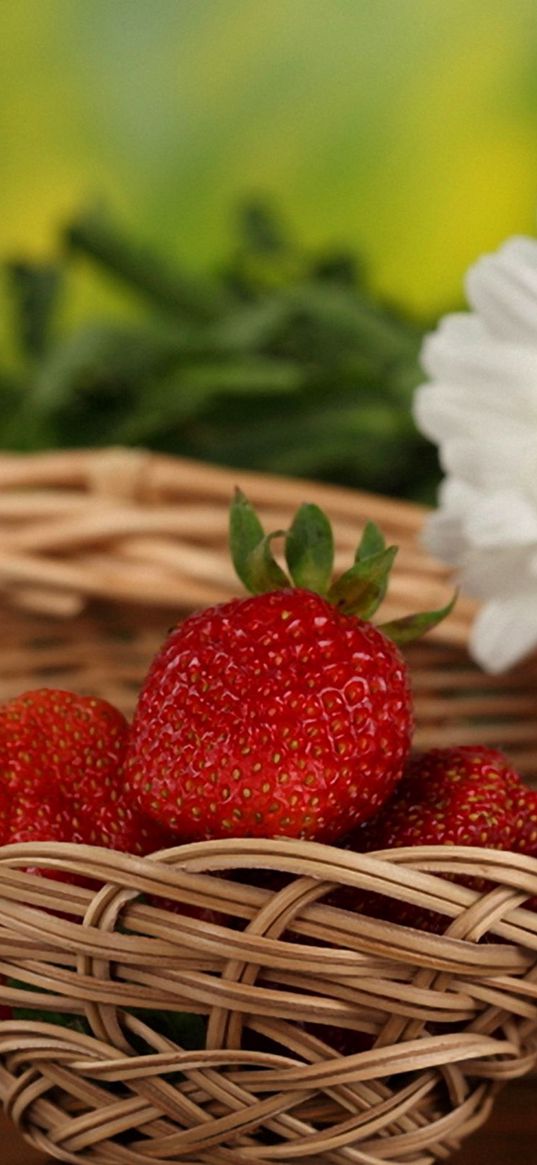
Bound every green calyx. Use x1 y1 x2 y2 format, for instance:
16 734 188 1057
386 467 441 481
229 489 455 645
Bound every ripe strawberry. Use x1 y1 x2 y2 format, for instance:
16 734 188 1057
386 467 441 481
344 745 523 932
510 787 537 857
506 786 537 912
125 493 453 843
0 688 172 1024
0 688 169 856
359 746 521 852
0 784 9 845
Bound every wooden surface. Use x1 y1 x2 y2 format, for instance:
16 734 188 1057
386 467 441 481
1 1078 535 1163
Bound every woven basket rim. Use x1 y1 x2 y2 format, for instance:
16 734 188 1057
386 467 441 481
1 841 537 1163
0 445 475 645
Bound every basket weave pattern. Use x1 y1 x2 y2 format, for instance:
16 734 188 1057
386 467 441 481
0 840 537 1164
0 448 536 1163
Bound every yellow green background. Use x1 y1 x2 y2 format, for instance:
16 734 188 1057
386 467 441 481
2 0 537 317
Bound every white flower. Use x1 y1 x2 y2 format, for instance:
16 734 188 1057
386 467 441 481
413 236 537 674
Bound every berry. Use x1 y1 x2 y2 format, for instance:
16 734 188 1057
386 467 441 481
508 787 537 911
0 784 9 845
125 588 412 842
510 787 537 857
360 746 521 851
0 688 169 856
344 746 524 932
125 494 453 844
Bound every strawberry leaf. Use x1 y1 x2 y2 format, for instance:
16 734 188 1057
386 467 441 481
285 503 334 593
328 545 397 619
379 591 458 644
244 531 290 593
355 520 386 562
229 488 270 592
230 488 300 593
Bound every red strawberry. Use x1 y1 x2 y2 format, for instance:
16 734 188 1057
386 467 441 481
0 689 172 1024
508 786 537 911
0 689 170 857
360 746 521 851
0 784 9 845
510 787 537 857
344 745 523 932
125 494 453 843
125 589 411 842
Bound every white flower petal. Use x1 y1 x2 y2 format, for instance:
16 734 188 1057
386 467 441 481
462 491 537 549
466 236 537 345
421 312 537 402
421 509 467 564
460 547 534 600
437 477 480 512
420 313 487 379
421 480 481 563
414 383 532 446
440 434 537 495
470 593 537 673
415 233 537 673
424 515 536 603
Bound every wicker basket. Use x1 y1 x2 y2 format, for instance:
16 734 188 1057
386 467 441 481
0 447 536 1165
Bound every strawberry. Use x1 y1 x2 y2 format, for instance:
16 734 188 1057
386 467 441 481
125 493 453 843
344 745 524 932
0 688 172 1025
510 787 537 857
358 746 521 852
507 786 537 911
0 688 169 856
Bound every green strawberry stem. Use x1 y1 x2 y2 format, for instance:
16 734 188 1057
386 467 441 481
229 489 455 642
285 503 334 594
355 519 386 560
378 593 458 645
328 545 398 619
230 488 290 593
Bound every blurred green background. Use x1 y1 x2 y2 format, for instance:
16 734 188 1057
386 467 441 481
2 0 537 500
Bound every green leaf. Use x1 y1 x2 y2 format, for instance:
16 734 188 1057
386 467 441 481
328 546 398 619
64 205 231 321
177 358 301 395
229 488 266 590
29 322 180 413
6 261 62 359
230 489 289 594
285 503 334 593
243 531 290 594
378 591 458 645
113 357 301 444
355 520 386 562
281 282 421 361
204 300 291 352
0 198 439 504
238 199 292 256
